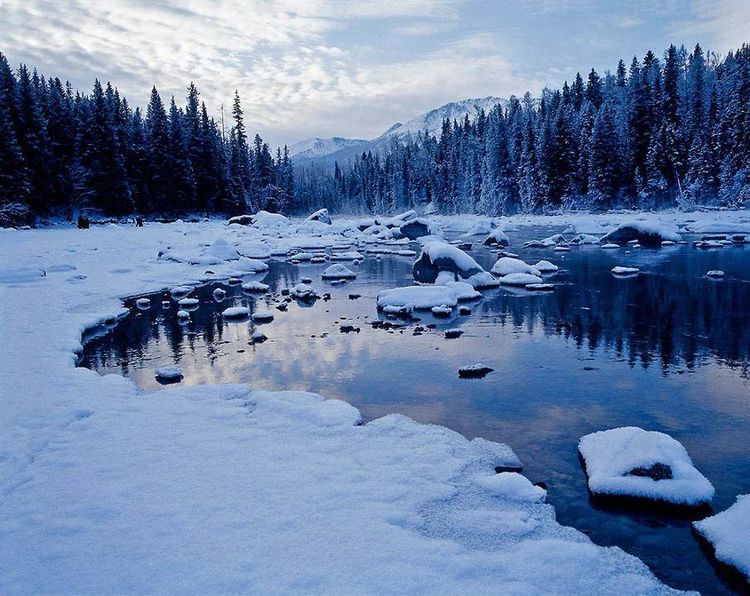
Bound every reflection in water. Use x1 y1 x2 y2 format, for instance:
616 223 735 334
80 228 750 595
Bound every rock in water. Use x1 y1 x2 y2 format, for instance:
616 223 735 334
413 242 484 283
458 364 494 378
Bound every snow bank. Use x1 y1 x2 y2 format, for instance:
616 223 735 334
377 285 459 310
413 242 484 284
693 494 750 580
579 427 714 506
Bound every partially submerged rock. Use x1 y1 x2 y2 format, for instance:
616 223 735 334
305 208 332 225
611 266 640 276
458 363 495 378
413 242 484 284
693 494 750 581
499 273 543 286
322 264 357 280
491 257 540 277
399 218 432 240
222 306 250 319
578 426 714 506
482 228 510 247
154 365 183 383
377 285 459 311
601 221 681 246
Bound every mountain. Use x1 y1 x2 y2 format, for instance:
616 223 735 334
290 96 507 169
287 136 368 160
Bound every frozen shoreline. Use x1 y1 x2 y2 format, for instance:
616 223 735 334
4 210 741 593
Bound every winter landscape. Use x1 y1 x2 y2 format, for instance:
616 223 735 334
1 2 750 595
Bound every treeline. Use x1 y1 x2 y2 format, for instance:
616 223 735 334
295 43 750 215
0 52 293 225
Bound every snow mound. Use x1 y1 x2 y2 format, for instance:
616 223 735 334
482 228 510 247
169 286 192 299
463 220 494 237
693 494 750 580
413 242 484 284
322 264 357 280
579 427 714 506
252 311 274 323
178 298 199 309
563 219 610 236
205 237 240 261
491 257 540 277
378 285 459 311
465 271 501 289
242 281 269 293
431 305 453 317
706 270 725 278
601 221 681 246
291 282 318 301
252 210 290 228
534 260 559 273
329 251 363 261
474 472 547 502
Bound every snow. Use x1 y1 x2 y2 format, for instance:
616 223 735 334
706 270 725 278
491 257 541 277
291 282 318 300
578 427 714 506
693 495 750 579
377 285 459 310
305 208 332 225
322 264 357 280
0 218 699 594
445 281 482 301
169 285 193 299
498 273 544 287
602 243 620 249
178 297 199 309
482 228 510 247
136 298 151 309
465 271 501 289
474 472 547 502
601 220 681 246
222 306 250 319
431 305 453 317
413 242 484 283
329 251 363 261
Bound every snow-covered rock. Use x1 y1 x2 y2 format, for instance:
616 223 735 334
305 208 332 225
322 264 357 280
222 306 250 319
611 266 640 276
169 286 193 299
212 288 226 301
693 494 750 580
491 257 541 277
413 242 484 284
445 281 481 301
465 271 501 289
463 220 494 237
534 260 558 273
578 427 714 506
252 210 290 228
458 363 494 378
252 311 274 323
399 218 432 240
482 228 510 247
136 298 151 309
499 273 544 286
377 285 459 311
291 282 318 301
154 365 183 383
431 305 453 317
601 243 620 249
329 251 363 261
178 297 199 310
205 237 240 261
706 270 725 278
601 220 681 246
242 281 269 293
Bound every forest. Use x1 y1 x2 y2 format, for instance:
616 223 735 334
1 43 749 224
297 43 750 216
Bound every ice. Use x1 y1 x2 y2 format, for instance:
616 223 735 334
322 264 357 280
154 365 183 382
0 266 46 284
377 285 459 310
498 273 544 286
693 494 750 580
578 427 714 505
413 242 484 283
601 220 681 246
222 306 250 319
490 257 541 277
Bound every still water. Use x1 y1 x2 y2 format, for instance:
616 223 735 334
81 226 750 594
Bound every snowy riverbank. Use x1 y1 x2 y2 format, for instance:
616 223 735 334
4 210 745 593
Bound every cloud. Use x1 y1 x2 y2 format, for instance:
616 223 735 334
672 0 750 55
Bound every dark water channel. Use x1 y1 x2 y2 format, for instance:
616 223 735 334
80 226 750 594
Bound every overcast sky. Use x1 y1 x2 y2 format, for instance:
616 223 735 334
1 0 748 146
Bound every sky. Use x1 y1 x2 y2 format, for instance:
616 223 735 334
0 0 748 147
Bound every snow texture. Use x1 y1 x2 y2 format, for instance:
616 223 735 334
693 495 750 579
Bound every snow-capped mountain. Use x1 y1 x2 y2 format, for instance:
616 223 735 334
288 136 368 160
291 96 507 167
374 96 507 141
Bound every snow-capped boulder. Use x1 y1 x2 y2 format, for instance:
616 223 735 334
563 219 610 236
154 365 183 383
693 495 750 580
601 220 681 246
136 298 151 310
431 305 453 317
413 242 484 284
534 260 559 273
399 218 432 240
383 210 417 228
305 208 332 225
458 363 494 378
252 311 274 323
242 281 269 293
212 288 226 301
499 273 543 286
706 270 725 278
569 234 601 245
463 220 494 237
377 285 459 311
252 210 290 228
222 306 250 319
482 228 510 247
491 257 541 277
291 282 318 301
465 271 501 289
322 264 357 280
227 214 254 226
178 298 199 310
611 266 640 276
578 426 714 506
170 286 192 299
445 281 481 301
